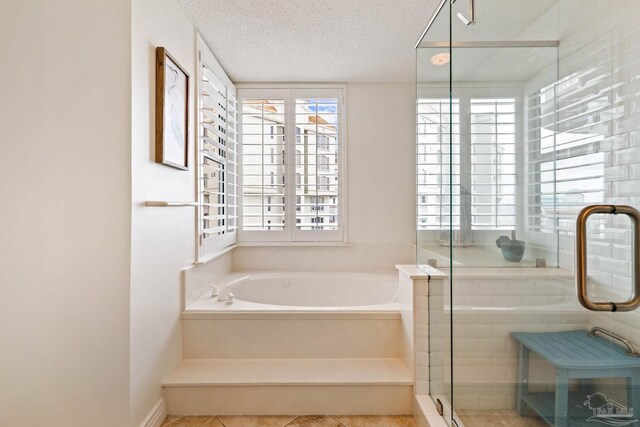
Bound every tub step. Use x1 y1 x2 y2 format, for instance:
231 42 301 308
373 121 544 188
164 358 412 386
163 358 413 415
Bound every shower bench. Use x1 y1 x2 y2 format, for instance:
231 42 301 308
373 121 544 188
512 330 640 427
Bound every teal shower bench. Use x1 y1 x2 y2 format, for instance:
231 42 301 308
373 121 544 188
512 330 640 427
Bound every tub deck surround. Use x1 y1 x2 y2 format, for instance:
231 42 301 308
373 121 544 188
165 269 415 416
395 265 447 399
436 267 574 280
181 317 401 359
396 264 448 281
395 264 574 280
417 244 555 269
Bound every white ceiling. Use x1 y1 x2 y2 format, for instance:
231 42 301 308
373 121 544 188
177 0 439 83
177 0 559 84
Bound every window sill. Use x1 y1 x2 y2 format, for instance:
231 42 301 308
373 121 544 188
194 244 237 265
236 242 352 248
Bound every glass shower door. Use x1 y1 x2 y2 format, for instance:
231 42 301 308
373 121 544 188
416 37 454 425
417 1 640 426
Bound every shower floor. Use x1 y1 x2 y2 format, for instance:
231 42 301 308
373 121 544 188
457 410 547 427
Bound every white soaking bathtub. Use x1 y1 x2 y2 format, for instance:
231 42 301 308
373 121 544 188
186 271 402 312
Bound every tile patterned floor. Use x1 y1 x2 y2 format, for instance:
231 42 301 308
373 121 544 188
457 410 547 427
161 415 416 427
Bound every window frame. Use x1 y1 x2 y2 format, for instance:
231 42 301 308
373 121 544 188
237 84 347 244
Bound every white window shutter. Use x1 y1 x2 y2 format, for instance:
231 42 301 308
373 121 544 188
197 35 238 259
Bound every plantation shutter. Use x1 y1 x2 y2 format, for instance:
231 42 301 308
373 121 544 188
240 98 287 234
238 87 345 243
294 96 340 232
416 98 461 230
470 98 517 230
197 36 238 258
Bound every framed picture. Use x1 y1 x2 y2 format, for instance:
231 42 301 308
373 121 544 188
155 47 189 170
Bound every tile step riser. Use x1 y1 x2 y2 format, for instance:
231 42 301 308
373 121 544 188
164 384 413 416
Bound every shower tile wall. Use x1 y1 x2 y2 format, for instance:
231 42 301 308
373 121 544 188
414 278 430 396
556 0 640 282
441 277 586 410
554 0 640 361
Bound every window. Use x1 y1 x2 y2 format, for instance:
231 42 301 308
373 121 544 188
197 36 238 259
239 87 345 242
318 135 330 150
417 90 516 233
318 176 330 191
311 197 325 211
318 155 330 171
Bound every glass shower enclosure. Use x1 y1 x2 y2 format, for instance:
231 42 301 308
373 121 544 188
416 1 640 426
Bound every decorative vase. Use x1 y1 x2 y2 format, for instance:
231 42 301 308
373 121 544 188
496 235 526 262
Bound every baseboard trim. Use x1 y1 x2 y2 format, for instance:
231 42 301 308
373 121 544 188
140 397 167 427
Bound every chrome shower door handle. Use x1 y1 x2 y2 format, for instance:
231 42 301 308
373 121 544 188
576 205 640 312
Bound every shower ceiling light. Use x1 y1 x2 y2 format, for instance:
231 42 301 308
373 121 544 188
431 52 450 66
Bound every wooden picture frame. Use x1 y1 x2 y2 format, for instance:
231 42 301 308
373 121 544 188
155 47 190 170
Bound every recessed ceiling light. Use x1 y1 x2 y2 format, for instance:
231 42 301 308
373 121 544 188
431 52 450 66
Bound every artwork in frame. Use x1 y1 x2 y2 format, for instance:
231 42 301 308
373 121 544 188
155 47 189 170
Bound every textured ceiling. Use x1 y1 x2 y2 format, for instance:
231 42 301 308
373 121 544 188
177 0 438 83
177 0 559 84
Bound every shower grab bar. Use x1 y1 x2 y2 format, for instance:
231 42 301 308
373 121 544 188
576 205 640 312
588 327 640 357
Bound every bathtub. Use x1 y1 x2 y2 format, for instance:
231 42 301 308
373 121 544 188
186 271 403 313
182 271 405 361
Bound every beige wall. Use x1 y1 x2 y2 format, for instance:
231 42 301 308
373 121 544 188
347 83 416 246
0 0 132 425
233 83 416 272
130 0 236 426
